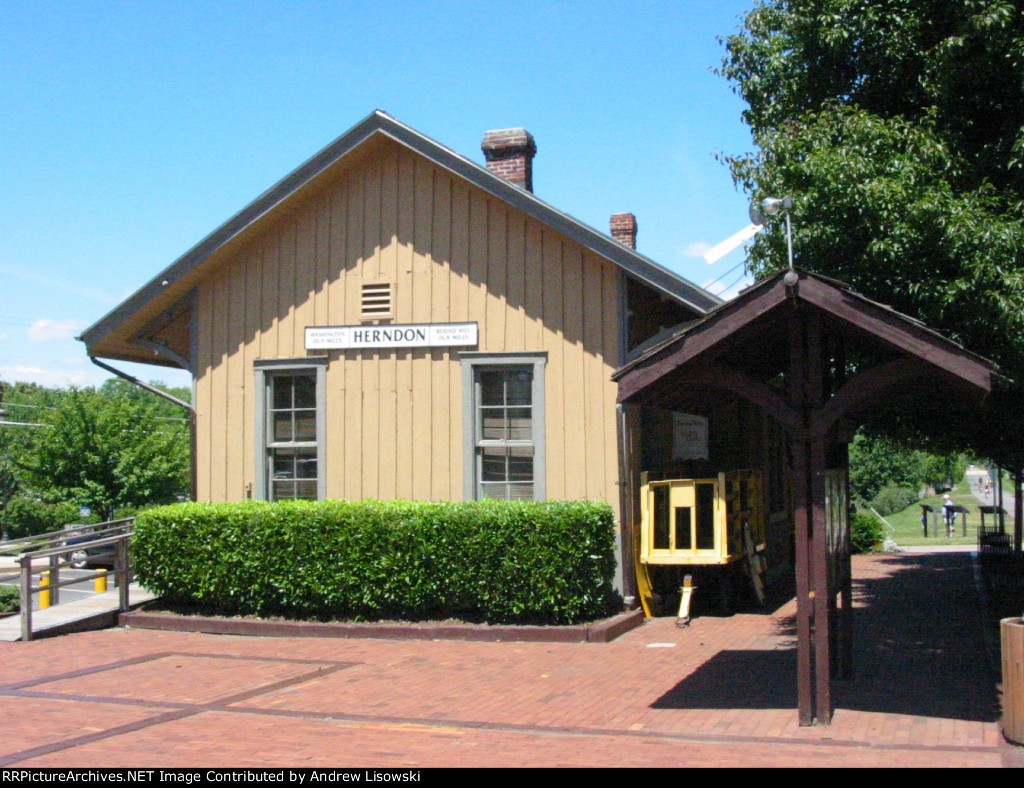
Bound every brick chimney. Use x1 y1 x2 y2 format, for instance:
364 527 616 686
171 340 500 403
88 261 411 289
481 128 537 192
610 213 638 249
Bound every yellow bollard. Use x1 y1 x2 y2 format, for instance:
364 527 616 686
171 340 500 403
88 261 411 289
94 569 107 593
677 574 695 627
40 571 50 609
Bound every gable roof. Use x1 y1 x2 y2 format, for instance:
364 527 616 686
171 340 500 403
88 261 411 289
615 267 997 408
81 110 722 367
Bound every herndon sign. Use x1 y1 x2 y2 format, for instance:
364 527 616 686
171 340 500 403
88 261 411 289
305 322 479 350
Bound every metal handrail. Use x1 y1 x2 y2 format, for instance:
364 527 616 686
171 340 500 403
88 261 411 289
0 519 134 583
0 518 135 555
20 532 134 563
0 518 136 641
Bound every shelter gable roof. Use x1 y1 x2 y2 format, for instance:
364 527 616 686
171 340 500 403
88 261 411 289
81 110 721 364
615 268 998 404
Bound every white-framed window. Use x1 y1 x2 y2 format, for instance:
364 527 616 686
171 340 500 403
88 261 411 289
460 352 546 501
254 357 327 501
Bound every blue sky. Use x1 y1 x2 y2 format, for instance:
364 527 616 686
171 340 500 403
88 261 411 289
1 0 759 390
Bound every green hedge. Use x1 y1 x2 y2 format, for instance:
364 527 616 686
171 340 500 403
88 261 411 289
0 585 18 614
133 499 619 624
850 512 885 554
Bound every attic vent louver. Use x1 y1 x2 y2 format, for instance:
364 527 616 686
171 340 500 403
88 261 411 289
361 282 393 320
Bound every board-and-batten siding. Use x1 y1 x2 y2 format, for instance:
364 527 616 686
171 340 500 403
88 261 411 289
194 139 621 517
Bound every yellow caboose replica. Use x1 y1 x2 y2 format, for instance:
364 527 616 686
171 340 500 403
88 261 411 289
637 469 767 620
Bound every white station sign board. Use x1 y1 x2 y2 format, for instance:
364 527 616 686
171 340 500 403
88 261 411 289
672 413 709 460
305 322 478 350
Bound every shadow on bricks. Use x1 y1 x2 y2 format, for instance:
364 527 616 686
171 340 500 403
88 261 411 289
652 649 798 710
653 553 1000 722
833 552 1000 722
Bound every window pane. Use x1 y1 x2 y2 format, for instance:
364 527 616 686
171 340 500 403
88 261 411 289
507 448 533 481
272 449 296 479
272 479 295 499
675 507 693 550
272 478 317 502
505 370 532 406
696 482 716 550
481 408 508 440
478 482 534 501
293 375 316 409
272 377 292 410
294 412 316 442
295 451 317 479
273 412 293 442
480 483 508 500
653 486 670 550
480 448 508 482
507 408 532 440
479 371 505 405
294 480 318 500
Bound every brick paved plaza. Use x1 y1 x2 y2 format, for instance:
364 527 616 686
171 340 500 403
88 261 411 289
1 552 1021 768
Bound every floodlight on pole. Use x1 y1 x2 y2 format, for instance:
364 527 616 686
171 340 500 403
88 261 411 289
751 196 796 284
762 196 791 217
701 195 796 281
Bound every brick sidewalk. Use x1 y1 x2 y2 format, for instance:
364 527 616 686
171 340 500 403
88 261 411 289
1 553 1021 768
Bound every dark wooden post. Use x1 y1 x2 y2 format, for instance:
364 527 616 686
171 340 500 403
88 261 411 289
190 411 198 502
997 466 1005 532
49 553 60 606
840 438 854 680
117 538 130 612
19 557 32 642
805 312 833 725
1015 468 1022 559
792 441 814 725
617 404 642 602
811 437 833 724
789 314 815 725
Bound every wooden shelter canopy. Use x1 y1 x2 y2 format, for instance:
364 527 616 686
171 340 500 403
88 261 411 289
613 267 998 726
614 268 996 439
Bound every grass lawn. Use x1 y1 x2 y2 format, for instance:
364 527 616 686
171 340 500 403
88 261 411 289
858 477 985 547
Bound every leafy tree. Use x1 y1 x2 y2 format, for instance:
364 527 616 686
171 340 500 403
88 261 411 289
0 435 19 529
14 381 190 518
848 432 966 502
849 434 920 502
720 0 1024 376
0 379 55 535
718 1 1024 540
2 498 81 540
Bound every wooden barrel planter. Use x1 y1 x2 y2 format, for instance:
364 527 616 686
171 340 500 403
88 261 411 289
1003 617 1024 745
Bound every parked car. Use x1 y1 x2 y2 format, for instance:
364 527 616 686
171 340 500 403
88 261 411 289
63 525 118 570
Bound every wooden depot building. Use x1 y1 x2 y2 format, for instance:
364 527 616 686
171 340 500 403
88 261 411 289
81 109 725 588
82 111 997 725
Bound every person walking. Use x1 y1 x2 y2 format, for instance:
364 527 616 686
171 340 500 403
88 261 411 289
942 494 956 537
